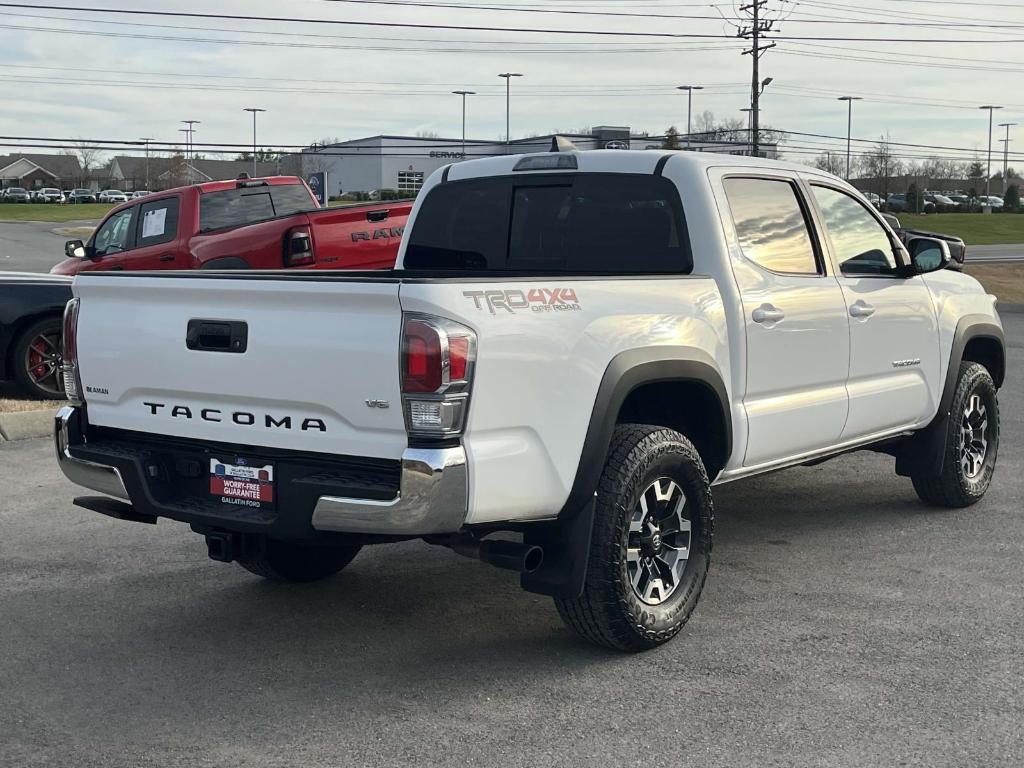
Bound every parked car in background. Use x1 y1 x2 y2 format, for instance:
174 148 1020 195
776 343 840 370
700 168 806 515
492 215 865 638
886 193 935 214
924 192 956 212
882 213 965 271
978 195 1004 210
67 189 97 204
2 187 32 203
33 188 65 204
946 194 971 210
862 191 882 208
0 273 72 400
52 175 411 275
98 189 128 203
130 190 151 199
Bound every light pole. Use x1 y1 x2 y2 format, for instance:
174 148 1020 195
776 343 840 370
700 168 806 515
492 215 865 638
998 122 1016 196
139 137 154 190
243 108 266 178
837 96 862 181
740 108 754 153
452 90 475 157
181 120 200 184
751 76 772 157
676 85 703 150
979 105 1003 202
498 73 523 150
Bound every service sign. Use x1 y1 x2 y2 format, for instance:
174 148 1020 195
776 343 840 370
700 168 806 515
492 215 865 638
307 172 327 207
210 458 275 510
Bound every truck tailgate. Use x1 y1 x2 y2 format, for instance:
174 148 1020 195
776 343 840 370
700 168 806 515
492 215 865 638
72 274 407 460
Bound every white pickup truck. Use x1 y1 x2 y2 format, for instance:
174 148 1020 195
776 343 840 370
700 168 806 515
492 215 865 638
55 148 1005 651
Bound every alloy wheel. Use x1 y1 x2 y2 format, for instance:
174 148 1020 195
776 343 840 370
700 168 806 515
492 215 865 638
960 393 989 479
626 478 692 605
24 330 64 396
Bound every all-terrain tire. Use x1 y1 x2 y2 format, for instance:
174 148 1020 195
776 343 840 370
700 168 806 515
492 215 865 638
555 424 713 652
911 362 999 508
237 539 361 582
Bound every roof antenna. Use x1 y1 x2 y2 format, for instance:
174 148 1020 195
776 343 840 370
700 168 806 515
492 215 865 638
550 135 578 153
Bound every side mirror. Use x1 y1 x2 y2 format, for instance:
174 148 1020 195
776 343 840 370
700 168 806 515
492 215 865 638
907 236 951 275
64 239 88 259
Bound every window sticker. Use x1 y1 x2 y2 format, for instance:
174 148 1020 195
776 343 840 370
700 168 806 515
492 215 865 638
142 207 167 239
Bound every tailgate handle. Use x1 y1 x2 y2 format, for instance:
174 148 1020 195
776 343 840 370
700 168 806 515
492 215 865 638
367 209 389 222
186 320 248 354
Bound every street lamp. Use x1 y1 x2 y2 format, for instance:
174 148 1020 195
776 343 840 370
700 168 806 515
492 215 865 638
243 108 266 178
998 122 1017 196
837 96 862 181
498 73 523 150
452 90 475 157
676 85 703 150
740 107 754 154
751 76 772 157
139 137 154 190
979 105 1003 203
181 120 200 184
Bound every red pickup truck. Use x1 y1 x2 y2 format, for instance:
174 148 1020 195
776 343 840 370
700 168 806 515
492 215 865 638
51 176 411 275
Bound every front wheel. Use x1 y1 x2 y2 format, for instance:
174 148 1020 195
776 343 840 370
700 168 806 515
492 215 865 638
911 362 999 507
555 424 714 652
237 539 361 582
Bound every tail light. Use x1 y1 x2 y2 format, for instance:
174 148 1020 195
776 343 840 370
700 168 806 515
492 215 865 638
61 297 83 404
401 314 476 439
285 226 314 267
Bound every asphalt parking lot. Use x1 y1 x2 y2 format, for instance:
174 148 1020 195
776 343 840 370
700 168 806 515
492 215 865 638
0 221 85 273
1 315 1021 768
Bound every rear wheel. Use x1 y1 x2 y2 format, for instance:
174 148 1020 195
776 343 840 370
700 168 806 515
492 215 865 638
12 316 65 400
237 539 361 582
911 362 999 507
555 424 713 652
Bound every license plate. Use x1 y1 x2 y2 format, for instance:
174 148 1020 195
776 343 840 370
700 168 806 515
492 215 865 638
210 457 275 510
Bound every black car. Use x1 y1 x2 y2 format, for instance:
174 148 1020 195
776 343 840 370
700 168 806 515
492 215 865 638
2 187 32 203
882 213 966 271
67 188 97 204
0 273 72 399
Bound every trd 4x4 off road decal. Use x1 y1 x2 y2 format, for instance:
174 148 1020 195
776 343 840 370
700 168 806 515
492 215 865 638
463 288 581 315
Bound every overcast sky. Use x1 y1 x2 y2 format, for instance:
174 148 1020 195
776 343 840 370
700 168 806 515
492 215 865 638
2 0 1023 168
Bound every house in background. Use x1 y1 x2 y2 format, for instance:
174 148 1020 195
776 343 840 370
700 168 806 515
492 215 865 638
0 153 84 190
107 155 280 191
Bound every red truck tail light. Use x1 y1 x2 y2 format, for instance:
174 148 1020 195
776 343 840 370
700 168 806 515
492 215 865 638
61 297 84 404
285 226 314 267
401 314 476 438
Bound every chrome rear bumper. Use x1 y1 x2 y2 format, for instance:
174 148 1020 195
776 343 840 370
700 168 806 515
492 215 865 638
55 406 129 501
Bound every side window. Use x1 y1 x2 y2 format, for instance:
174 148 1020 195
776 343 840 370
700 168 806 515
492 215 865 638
723 177 819 275
92 208 135 255
136 197 180 247
811 185 897 276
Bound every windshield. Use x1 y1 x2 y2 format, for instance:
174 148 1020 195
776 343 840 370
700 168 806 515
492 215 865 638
7 188 26 193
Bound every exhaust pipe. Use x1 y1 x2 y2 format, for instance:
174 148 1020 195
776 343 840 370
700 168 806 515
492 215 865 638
449 536 544 574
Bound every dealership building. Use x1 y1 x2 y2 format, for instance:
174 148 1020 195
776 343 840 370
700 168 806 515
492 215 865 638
284 126 769 198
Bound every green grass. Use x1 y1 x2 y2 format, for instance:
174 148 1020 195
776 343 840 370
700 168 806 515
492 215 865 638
897 213 1024 246
0 203 113 222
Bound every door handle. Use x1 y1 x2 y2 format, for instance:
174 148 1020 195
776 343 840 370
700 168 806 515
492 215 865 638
849 301 876 319
158 254 175 262
752 304 785 324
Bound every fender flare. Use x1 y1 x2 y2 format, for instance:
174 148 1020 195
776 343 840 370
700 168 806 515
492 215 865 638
559 346 731 519
522 347 730 599
895 314 1005 478
199 257 251 270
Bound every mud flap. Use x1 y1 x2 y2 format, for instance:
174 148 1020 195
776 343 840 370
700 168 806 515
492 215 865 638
520 497 596 599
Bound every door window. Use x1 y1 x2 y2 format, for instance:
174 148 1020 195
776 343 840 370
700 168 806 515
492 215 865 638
723 177 819 275
136 196 180 247
92 208 135 255
811 185 898 276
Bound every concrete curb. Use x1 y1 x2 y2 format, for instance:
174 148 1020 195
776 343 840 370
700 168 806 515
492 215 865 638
0 408 58 442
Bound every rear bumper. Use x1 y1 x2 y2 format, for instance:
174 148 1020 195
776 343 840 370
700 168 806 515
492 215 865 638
55 405 469 537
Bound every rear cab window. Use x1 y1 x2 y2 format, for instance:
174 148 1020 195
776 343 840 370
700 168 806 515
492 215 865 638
404 173 692 274
199 183 315 233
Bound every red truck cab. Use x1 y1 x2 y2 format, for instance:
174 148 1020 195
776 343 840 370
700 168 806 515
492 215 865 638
52 176 411 275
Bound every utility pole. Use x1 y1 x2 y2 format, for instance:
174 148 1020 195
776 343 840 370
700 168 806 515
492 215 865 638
498 73 523 150
139 137 154 190
452 90 475 157
979 105 1002 203
243 108 266 178
738 0 775 158
181 120 200 184
837 96 862 180
676 85 703 150
998 122 1016 196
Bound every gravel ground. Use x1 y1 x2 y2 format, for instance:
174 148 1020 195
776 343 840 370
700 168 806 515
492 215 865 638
0 315 1021 768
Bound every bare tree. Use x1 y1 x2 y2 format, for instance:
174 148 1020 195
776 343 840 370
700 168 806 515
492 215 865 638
71 138 104 176
813 151 845 176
